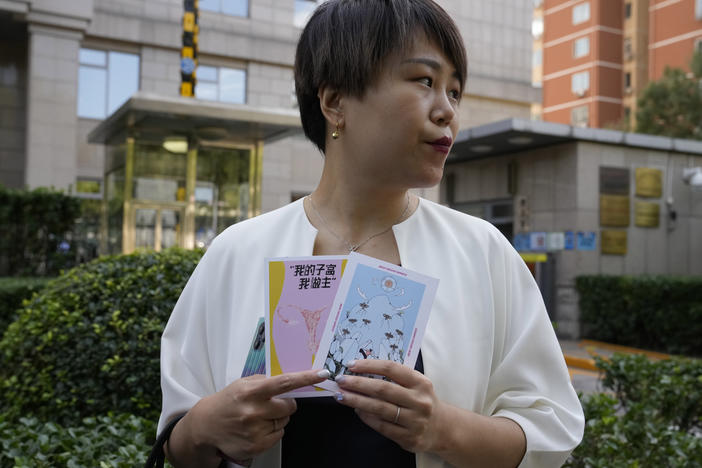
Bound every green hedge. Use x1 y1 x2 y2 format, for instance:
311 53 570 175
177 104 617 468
576 275 702 356
0 248 203 425
0 186 81 277
566 354 702 467
0 277 52 336
0 413 155 468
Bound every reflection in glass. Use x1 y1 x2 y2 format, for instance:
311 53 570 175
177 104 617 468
77 67 107 119
133 144 187 202
195 147 250 247
135 209 156 250
77 48 139 119
161 210 181 250
79 49 106 66
195 82 218 101
108 52 140 115
220 68 246 103
294 0 320 27
197 65 218 81
195 66 246 103
199 0 219 12
105 160 125 255
222 0 248 17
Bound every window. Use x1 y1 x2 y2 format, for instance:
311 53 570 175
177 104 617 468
573 37 590 58
571 105 589 127
532 17 544 38
75 177 102 199
697 0 702 20
624 37 633 60
294 0 325 27
196 65 246 104
624 106 631 120
77 49 139 119
572 2 590 25
625 2 632 19
571 71 590 95
532 49 542 67
624 72 632 90
199 0 248 17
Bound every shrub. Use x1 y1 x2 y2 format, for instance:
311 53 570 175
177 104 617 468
566 354 702 467
0 413 155 468
0 277 52 336
0 186 81 277
576 275 702 356
0 248 203 425
597 354 701 432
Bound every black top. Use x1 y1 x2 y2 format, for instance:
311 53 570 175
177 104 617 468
282 352 424 468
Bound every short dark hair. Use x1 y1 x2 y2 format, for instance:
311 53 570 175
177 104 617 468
294 0 467 153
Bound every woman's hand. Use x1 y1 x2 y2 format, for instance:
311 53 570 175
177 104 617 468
333 359 447 454
167 369 330 467
333 359 526 467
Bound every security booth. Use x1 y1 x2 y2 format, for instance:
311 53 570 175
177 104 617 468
444 118 702 338
88 92 301 255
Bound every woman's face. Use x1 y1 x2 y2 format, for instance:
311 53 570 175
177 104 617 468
339 34 462 190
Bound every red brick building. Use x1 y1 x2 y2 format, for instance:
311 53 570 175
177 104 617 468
649 0 702 79
542 0 624 128
541 0 702 129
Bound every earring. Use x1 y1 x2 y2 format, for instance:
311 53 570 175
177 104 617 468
332 122 340 139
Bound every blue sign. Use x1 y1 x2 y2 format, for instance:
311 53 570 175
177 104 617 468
513 233 530 251
576 231 597 251
564 231 575 250
180 57 196 75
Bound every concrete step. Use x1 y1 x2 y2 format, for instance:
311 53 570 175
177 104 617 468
561 339 671 373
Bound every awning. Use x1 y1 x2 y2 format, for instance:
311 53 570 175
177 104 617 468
448 118 702 163
87 91 303 146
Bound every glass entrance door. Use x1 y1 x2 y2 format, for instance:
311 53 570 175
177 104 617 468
133 205 183 251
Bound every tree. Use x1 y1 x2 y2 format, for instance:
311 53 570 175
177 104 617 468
636 51 702 140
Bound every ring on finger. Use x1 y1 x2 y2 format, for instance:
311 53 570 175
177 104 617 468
393 406 401 425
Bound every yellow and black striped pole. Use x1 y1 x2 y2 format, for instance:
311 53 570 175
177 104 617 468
180 0 199 97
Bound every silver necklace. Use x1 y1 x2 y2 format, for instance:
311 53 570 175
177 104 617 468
307 194 411 253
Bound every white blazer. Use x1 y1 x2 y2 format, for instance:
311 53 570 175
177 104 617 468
159 197 584 468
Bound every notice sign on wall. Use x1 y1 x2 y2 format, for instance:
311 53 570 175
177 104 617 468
577 231 597 251
599 166 631 227
546 232 565 251
635 168 663 198
601 230 627 255
600 194 630 227
600 167 630 195
634 201 660 228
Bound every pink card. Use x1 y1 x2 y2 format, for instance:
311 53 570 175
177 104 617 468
265 256 347 397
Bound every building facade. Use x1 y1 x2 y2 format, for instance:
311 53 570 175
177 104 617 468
445 118 702 338
542 0 624 129
0 0 537 209
649 0 702 80
622 0 649 129
531 0 544 120
540 0 702 130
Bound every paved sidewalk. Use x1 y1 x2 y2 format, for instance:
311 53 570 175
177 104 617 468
559 339 671 395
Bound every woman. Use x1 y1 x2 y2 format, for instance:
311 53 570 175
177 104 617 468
158 1 584 467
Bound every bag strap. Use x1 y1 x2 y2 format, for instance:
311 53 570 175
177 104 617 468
144 414 185 468
144 414 239 468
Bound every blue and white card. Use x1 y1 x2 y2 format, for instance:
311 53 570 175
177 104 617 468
311 252 438 393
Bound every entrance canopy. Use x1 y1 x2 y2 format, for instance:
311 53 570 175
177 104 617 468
87 92 303 255
88 91 302 146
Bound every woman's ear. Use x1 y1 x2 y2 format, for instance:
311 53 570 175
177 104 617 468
318 85 344 130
